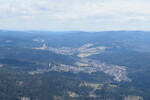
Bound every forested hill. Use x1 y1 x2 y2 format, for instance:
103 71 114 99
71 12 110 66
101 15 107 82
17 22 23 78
0 30 150 100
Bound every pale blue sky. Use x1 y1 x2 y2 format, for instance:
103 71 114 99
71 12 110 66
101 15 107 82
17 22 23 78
0 0 150 31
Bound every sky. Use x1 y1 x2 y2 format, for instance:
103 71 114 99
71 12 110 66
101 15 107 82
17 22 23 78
0 0 150 31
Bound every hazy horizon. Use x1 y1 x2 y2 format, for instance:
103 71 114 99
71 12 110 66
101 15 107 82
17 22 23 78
0 29 150 32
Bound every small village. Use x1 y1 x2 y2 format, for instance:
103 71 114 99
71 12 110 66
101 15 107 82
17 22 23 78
49 58 130 82
31 43 131 82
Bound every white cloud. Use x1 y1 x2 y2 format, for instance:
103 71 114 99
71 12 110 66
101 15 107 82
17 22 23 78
20 15 34 19
127 16 149 21
0 0 150 30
